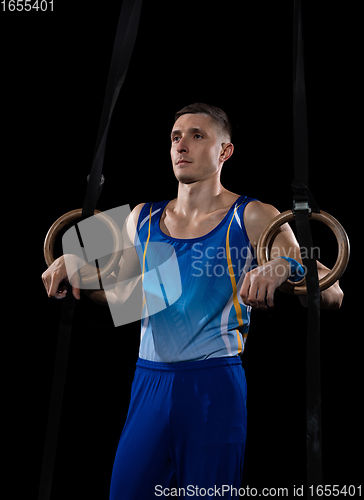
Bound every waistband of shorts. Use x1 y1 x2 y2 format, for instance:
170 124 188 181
136 356 242 373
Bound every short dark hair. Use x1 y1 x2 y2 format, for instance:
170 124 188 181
174 103 233 141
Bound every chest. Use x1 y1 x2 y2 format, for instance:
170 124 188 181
159 208 231 239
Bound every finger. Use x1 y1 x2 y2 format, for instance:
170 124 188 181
240 273 252 306
247 279 260 309
256 285 269 310
69 270 81 300
42 274 49 295
49 270 67 298
53 288 68 300
265 285 275 308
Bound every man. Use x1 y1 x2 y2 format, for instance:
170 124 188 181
42 103 343 499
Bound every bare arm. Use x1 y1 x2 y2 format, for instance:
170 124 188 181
82 203 145 305
42 203 145 305
299 261 343 310
240 201 343 310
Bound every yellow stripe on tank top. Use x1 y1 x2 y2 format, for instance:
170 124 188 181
226 203 244 354
141 204 153 311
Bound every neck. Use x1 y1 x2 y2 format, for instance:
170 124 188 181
174 174 228 216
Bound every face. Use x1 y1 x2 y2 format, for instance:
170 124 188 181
170 113 233 184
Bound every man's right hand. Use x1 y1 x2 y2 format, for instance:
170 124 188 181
42 254 82 300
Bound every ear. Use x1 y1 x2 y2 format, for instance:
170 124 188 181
220 143 234 163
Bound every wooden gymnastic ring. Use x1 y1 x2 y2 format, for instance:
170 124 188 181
44 208 123 286
256 210 350 295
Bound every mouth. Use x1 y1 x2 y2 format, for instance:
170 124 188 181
176 159 192 166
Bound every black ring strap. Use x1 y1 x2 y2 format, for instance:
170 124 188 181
292 0 323 495
38 2 143 498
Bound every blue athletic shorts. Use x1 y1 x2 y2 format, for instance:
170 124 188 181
109 356 247 499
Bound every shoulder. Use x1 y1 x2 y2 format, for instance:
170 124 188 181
243 200 280 248
244 200 280 221
131 202 146 218
125 203 146 242
126 201 168 240
130 202 147 226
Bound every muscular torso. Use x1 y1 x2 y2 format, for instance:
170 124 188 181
159 192 242 240
158 194 272 251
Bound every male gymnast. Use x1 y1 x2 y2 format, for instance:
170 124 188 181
42 103 343 499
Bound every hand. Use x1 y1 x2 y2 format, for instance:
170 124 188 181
239 258 291 310
42 254 82 300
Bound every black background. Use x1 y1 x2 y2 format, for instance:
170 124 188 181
2 1 360 498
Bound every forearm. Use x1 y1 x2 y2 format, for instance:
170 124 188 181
82 273 142 307
78 261 118 305
79 251 142 308
299 261 344 310
243 202 344 311
82 288 108 305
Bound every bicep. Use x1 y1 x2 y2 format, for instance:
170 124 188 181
270 224 302 263
244 201 302 263
114 202 145 282
114 245 142 283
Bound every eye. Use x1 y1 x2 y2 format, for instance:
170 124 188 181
194 134 203 139
172 135 181 143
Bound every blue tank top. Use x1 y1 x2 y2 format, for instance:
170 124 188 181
134 195 258 363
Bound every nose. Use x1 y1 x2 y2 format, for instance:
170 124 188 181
177 137 188 154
